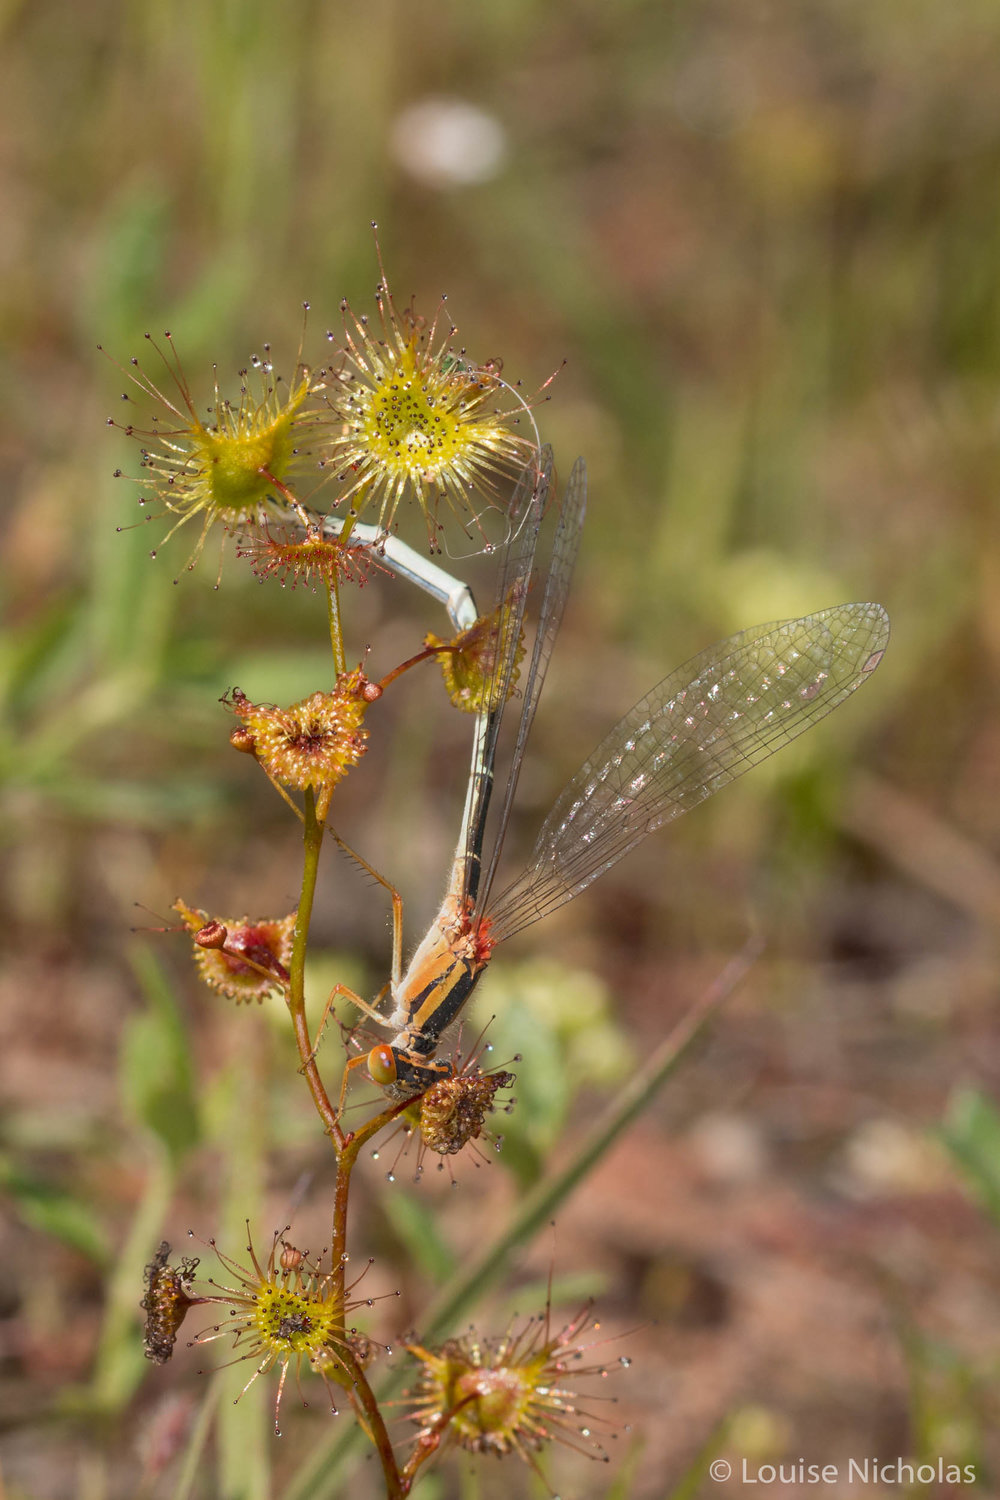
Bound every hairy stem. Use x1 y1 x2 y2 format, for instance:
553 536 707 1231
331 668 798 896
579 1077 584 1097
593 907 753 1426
340 1348 405 1499
286 788 342 1148
326 576 346 676
331 1100 413 1273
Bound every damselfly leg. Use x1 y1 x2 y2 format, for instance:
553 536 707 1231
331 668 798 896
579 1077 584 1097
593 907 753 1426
308 829 405 1071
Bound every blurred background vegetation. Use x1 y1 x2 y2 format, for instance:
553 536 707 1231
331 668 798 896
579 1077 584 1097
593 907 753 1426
4 0 1000 1496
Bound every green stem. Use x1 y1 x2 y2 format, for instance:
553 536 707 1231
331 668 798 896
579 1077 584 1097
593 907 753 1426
282 795 408 1492
324 1124 411 1497
330 1102 412 1288
377 643 451 692
326 577 346 676
341 1348 406 1500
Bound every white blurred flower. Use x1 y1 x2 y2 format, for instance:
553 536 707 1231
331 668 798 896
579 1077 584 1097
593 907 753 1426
838 1118 950 1197
389 97 507 188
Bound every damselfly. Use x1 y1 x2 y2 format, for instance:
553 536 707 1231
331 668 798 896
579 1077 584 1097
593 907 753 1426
342 452 889 1100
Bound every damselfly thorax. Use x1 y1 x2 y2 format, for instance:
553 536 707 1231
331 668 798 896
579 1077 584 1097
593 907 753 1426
375 893 496 1096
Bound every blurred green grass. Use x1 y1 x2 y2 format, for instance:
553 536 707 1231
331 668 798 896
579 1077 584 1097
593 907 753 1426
4 1 1000 1496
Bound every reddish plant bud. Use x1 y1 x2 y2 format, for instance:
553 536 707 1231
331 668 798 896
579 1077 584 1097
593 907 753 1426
229 726 257 755
194 921 228 949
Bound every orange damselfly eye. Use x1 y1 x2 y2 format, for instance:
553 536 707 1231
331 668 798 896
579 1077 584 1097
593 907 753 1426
367 1045 398 1086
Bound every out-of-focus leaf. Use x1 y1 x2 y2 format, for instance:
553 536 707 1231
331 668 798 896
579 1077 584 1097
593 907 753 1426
46 772 231 824
82 181 170 345
0 593 90 723
477 987 570 1141
381 1185 457 1284
493 1129 544 1189
120 947 201 1162
470 957 634 1189
940 1087 1000 1227
0 1153 110 1265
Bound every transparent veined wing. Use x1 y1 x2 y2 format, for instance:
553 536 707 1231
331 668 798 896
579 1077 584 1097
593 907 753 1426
451 446 553 909
475 455 588 912
450 451 588 914
486 602 889 942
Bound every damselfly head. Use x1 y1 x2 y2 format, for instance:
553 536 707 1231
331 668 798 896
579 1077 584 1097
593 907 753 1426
368 1041 516 1182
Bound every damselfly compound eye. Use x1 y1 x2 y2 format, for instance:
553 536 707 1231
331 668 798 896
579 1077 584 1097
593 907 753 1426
367 1045 398 1086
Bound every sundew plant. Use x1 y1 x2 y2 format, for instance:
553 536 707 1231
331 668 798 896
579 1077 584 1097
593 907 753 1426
113 237 888 1498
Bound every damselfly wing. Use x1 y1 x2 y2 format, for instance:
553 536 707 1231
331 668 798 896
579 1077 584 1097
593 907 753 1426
362 453 889 1096
486 600 889 942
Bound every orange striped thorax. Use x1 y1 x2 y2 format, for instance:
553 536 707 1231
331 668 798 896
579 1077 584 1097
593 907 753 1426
372 895 496 1097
